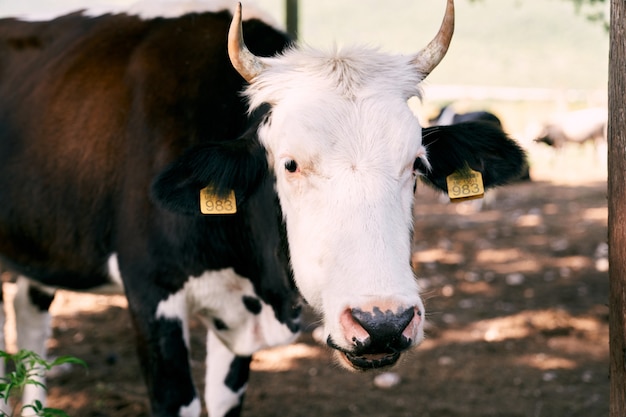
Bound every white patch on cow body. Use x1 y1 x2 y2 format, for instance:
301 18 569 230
205 331 246 417
156 268 297 356
12 276 51 411
178 397 201 417
106 254 124 289
246 46 427 351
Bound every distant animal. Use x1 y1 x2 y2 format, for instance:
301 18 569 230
0 1 527 416
429 104 503 127
534 108 607 149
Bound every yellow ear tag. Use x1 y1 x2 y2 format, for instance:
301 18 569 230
200 186 237 214
446 167 485 202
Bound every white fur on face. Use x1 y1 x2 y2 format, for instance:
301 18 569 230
155 268 298 356
247 46 427 351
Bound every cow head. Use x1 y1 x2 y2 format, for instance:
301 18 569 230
152 0 526 371
229 1 445 371
534 124 563 148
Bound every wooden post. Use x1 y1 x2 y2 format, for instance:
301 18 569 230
608 1 626 416
285 0 298 40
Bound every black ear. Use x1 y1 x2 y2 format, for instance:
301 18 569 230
151 116 269 215
418 122 527 192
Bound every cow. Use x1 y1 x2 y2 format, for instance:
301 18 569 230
534 107 607 149
0 1 527 416
429 104 503 127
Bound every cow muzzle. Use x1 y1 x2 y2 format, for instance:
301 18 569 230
327 305 422 371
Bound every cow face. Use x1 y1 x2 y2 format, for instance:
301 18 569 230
251 86 429 370
227 2 454 370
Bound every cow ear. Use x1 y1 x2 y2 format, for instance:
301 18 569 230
151 127 268 215
419 122 527 192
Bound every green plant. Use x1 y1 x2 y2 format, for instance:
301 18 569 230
0 350 86 417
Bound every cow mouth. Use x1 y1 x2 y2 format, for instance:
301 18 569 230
341 351 401 370
328 337 402 371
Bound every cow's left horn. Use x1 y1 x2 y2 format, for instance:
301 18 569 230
412 0 455 77
228 2 266 82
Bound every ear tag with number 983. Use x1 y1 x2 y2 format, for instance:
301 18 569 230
446 167 485 202
200 186 237 214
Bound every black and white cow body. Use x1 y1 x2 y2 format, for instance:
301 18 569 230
429 104 503 127
0 1 526 416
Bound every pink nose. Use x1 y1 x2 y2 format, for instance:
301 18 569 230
339 305 420 353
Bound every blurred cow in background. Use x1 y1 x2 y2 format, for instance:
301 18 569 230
534 108 607 149
429 104 503 127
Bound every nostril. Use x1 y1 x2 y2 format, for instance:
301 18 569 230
340 308 371 347
402 308 422 341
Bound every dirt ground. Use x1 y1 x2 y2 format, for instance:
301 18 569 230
4 143 610 417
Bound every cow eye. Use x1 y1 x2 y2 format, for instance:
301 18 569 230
284 159 299 173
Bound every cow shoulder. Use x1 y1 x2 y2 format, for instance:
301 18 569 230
419 121 527 191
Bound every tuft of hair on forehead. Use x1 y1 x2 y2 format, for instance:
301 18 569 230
244 44 425 112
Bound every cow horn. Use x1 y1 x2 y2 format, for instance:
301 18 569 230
228 2 266 82
412 0 455 77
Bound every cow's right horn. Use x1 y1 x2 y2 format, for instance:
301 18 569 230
411 0 455 77
228 2 266 82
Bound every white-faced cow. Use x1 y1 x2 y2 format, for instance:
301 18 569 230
0 1 526 416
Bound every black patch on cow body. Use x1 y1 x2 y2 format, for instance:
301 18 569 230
7 36 42 50
242 296 262 315
0 256 114 290
224 405 244 417
145 318 197 411
27 285 55 312
225 355 252 392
